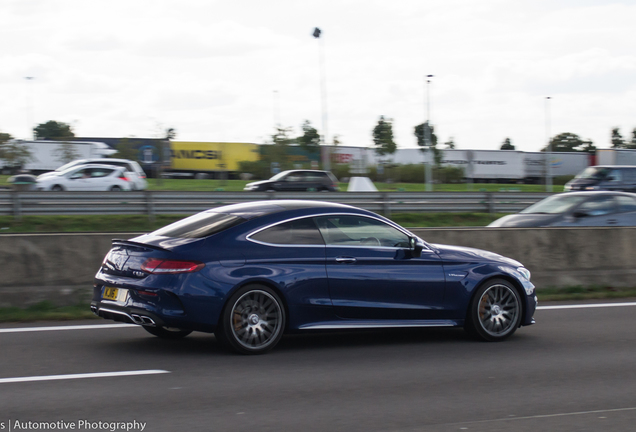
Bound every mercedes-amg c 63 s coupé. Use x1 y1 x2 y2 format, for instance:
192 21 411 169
92 200 537 354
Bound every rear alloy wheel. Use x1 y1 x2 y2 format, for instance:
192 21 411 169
51 185 64 191
143 325 192 339
466 279 522 342
219 285 285 355
110 185 122 191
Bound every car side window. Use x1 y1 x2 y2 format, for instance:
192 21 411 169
285 173 302 182
70 169 89 179
250 218 325 245
578 197 616 216
315 215 410 248
616 196 636 213
607 170 623 183
91 168 114 178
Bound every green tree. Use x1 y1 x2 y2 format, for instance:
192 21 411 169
444 137 455 149
628 127 636 149
33 120 74 140
53 141 81 164
500 138 515 150
262 126 295 168
372 116 397 157
113 138 139 160
0 135 33 168
297 120 320 154
414 122 441 165
611 127 625 148
543 132 596 153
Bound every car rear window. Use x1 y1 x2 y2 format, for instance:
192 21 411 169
151 212 247 238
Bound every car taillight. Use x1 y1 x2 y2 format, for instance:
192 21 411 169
141 258 205 274
119 175 130 181
140 175 146 179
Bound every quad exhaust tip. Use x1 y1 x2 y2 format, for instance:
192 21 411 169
131 314 156 327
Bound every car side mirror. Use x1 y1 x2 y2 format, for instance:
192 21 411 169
409 237 423 258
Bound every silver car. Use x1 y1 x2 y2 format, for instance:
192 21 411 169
39 158 148 190
488 191 636 227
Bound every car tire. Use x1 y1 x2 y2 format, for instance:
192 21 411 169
218 285 285 355
51 185 64 191
110 186 122 192
142 326 192 339
465 278 522 342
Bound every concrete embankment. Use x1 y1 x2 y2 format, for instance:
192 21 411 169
1 228 634 307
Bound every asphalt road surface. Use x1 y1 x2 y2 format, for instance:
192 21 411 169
1 301 636 432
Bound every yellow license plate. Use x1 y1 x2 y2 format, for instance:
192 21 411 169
103 287 128 302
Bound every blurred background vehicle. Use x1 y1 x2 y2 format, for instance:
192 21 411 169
244 170 339 192
488 191 636 227
564 165 636 193
36 164 133 191
38 158 147 190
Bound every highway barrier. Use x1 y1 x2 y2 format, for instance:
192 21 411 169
0 191 551 218
0 227 633 307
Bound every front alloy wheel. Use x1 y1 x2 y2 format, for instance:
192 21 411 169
220 285 285 355
466 279 522 341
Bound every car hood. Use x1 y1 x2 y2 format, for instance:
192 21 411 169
37 172 61 180
487 213 561 227
245 180 271 187
431 243 522 267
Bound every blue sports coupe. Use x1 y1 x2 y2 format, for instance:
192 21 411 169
92 200 537 354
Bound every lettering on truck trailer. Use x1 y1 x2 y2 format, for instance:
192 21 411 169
170 150 222 160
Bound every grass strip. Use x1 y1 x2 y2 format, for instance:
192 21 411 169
536 285 636 301
0 301 97 323
2 175 562 193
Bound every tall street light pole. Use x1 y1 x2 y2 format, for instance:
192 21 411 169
313 27 330 171
545 96 552 192
424 74 434 191
25 76 35 140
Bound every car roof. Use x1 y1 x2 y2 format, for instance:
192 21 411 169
205 200 359 219
67 163 125 171
588 165 636 169
557 191 636 197
279 169 331 174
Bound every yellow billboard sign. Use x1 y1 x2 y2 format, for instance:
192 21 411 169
169 142 259 172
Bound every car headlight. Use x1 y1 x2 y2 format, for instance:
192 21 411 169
517 267 531 281
585 186 598 190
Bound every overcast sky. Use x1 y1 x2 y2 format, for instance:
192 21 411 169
1 0 635 152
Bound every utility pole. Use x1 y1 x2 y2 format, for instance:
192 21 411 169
313 27 330 171
424 75 434 191
545 96 552 192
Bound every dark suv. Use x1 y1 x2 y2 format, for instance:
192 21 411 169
243 170 339 192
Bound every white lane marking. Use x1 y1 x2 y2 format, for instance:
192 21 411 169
0 370 169 384
0 302 635 334
537 302 636 310
0 323 135 334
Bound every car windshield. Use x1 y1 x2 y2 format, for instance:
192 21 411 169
269 171 292 181
520 195 589 214
150 212 247 238
576 167 610 180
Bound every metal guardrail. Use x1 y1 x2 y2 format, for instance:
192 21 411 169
0 191 551 218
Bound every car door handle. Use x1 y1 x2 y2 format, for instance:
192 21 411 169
335 256 356 264
607 219 617 225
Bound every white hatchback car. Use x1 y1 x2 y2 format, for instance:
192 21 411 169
39 158 148 190
36 164 133 191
